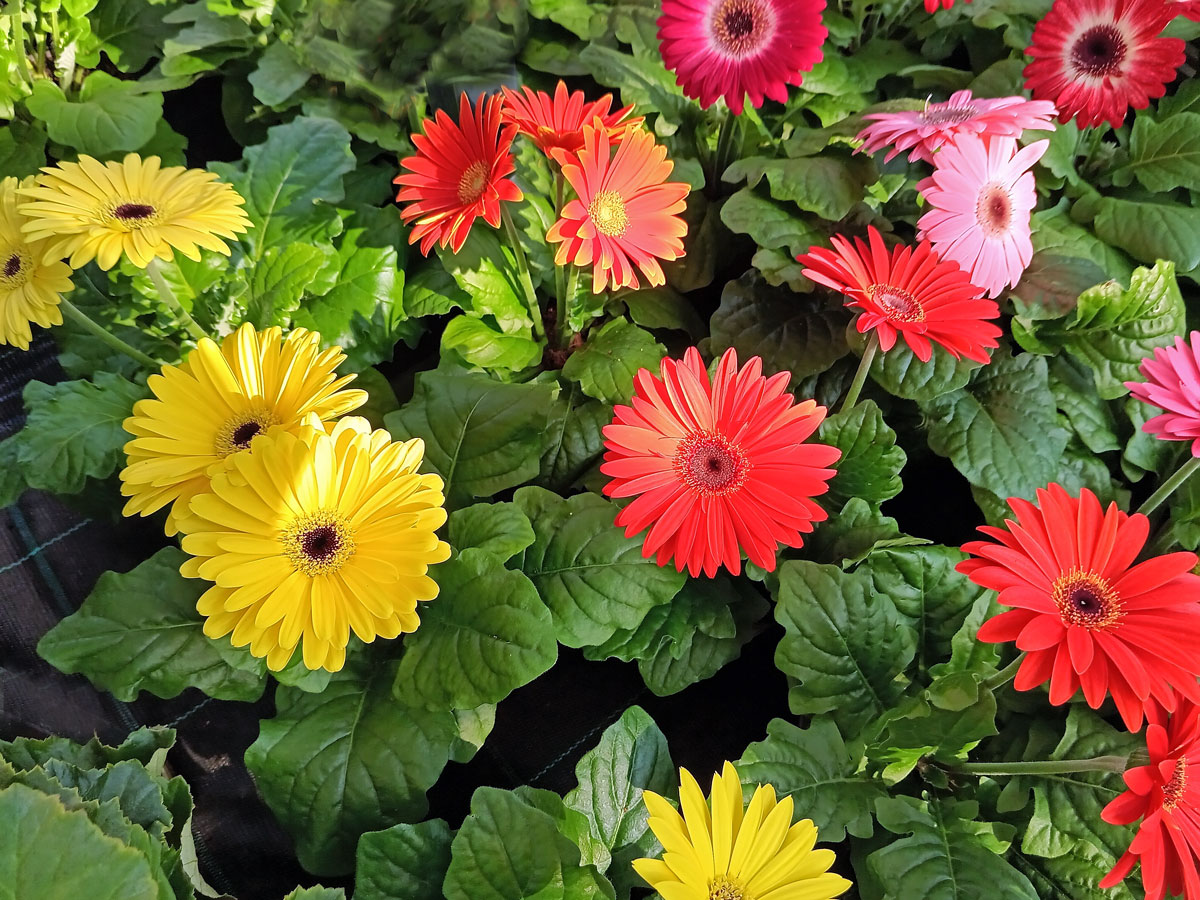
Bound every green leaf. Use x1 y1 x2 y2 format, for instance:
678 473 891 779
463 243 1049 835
920 352 1069 499
1047 355 1121 454
239 243 329 328
1030 206 1133 287
245 656 458 875
355 819 453 900
0 438 26 507
1092 196 1200 273
802 498 929 567
249 42 312 106
723 152 878 221
15 373 148 495
869 340 982 401
720 187 824 259
738 717 884 841
403 263 471 318
25 72 162 156
437 230 533 335
1113 112 1200 192
283 889 346 900
393 550 557 709
441 315 542 371
539 387 612 493
86 0 176 72
819 400 905 507
448 502 536 563
621 286 705 338
0 120 48 178
1008 252 1104 323
0 727 176 772
385 371 555 508
37 547 266 703
1012 841 1137 900
514 487 685 648
562 320 665 405
774 560 916 737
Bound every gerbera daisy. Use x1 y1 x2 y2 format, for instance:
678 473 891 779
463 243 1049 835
17 154 250 271
1168 0 1200 20
395 92 523 256
958 483 1200 732
500 81 643 162
925 0 970 10
798 227 1001 363
657 0 827 115
0 177 73 350
856 90 1057 164
916 134 1048 298
547 123 689 293
601 346 839 577
1023 0 1184 129
1101 698 1200 900
177 416 450 672
634 762 851 900
1126 332 1200 456
121 323 366 536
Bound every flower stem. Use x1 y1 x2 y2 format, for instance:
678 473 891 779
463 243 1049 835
1137 455 1200 517
952 756 1128 777
839 332 880 414
711 111 738 187
59 298 163 369
10 1 33 87
982 656 1023 691
499 204 544 343
146 258 207 342
557 264 580 349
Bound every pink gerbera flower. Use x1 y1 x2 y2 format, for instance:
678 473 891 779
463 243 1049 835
925 0 971 10
657 0 827 115
916 134 1048 298
1126 332 1200 456
857 90 1057 164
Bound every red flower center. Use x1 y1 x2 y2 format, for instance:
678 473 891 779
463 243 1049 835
457 160 490 204
711 0 769 56
923 104 978 125
588 190 629 237
113 203 156 221
3 253 21 279
1070 24 1128 77
675 431 749 497
1164 757 1189 811
868 283 926 322
1052 568 1123 629
975 184 1013 237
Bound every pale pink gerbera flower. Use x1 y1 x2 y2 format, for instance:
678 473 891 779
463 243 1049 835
657 0 827 115
857 90 1057 164
1126 333 1200 456
916 134 1048 298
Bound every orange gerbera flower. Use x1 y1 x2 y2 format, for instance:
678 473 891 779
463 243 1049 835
547 123 689 293
500 81 643 161
395 93 523 255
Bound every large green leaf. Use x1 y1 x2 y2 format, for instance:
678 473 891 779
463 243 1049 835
245 656 459 875
1092 196 1200 273
562 320 665 405
720 186 824 258
819 400 905 507
1113 112 1200 193
0 120 48 178
1047 355 1121 454
37 547 265 703
355 819 453 900
447 502 536 563
514 487 685 648
1012 841 1137 900
539 385 612 493
85 0 177 72
869 339 982 402
723 152 878 221
0 728 175 773
441 316 542 372
801 498 929 567
248 42 313 106
25 72 161 156
437 230 534 335
239 243 329 328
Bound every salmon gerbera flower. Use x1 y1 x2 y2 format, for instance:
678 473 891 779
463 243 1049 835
547 123 689 293
395 93 523 255
958 484 1200 732
1023 0 1184 128
602 347 840 577
657 0 827 114
798 227 1001 363
1126 332 1200 456
500 81 643 161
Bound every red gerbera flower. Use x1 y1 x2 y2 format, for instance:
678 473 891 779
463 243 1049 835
1101 699 1200 900
958 484 1200 732
1023 0 1184 128
924 0 971 11
797 226 1001 364
394 93 523 255
657 0 827 115
547 123 689 293
601 347 840 577
500 81 643 162
1126 332 1200 457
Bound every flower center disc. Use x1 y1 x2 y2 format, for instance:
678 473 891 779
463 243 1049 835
975 183 1013 237
868 283 926 322
675 431 750 497
588 190 629 237
1071 24 1128 77
711 0 770 56
283 510 356 576
708 877 746 900
0 249 29 287
110 202 158 229
1052 568 1123 629
923 104 978 125
457 160 490 204
1164 757 1189 811
214 409 281 457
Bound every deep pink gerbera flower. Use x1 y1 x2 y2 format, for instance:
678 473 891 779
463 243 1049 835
857 90 1057 164
1024 0 1184 128
925 0 971 10
1126 332 1200 456
917 134 1047 298
657 0 828 115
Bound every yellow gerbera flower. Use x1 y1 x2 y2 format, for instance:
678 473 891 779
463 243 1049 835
0 176 73 350
634 762 851 900
176 415 451 672
17 153 251 270
121 323 367 535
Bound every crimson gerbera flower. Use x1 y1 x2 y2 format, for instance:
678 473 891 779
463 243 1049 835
1126 332 1200 456
1023 0 1184 129
856 90 1057 164
601 347 840 578
546 123 689 293
657 0 827 115
1101 699 1200 900
797 226 1001 364
958 484 1200 732
394 93 523 255
500 81 643 161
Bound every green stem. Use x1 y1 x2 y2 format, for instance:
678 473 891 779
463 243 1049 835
499 204 544 343
839 332 879 413
983 656 1023 691
558 264 580 349
711 110 738 187
59 298 163 369
1137 455 1200 517
953 756 1127 777
10 1 33 87
146 258 207 342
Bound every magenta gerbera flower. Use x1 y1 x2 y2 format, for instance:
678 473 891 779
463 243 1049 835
1126 332 1200 456
857 90 1057 164
657 0 828 115
916 134 1048 298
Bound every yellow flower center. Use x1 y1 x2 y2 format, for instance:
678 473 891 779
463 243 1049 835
0 247 31 289
282 510 356 577
457 160 489 204
675 431 750 497
213 408 281 458
1164 757 1189 811
1051 568 1123 630
588 190 628 237
709 876 748 900
867 283 925 322
107 201 161 231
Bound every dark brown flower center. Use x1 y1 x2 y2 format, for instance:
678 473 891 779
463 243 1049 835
1164 757 1188 811
301 525 341 561
976 184 1013 237
113 203 156 220
868 283 925 322
923 103 978 125
1052 568 1123 629
214 409 280 458
712 0 769 56
3 253 22 278
457 160 489 204
231 422 263 450
283 510 356 576
675 431 750 497
1071 24 1127 77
